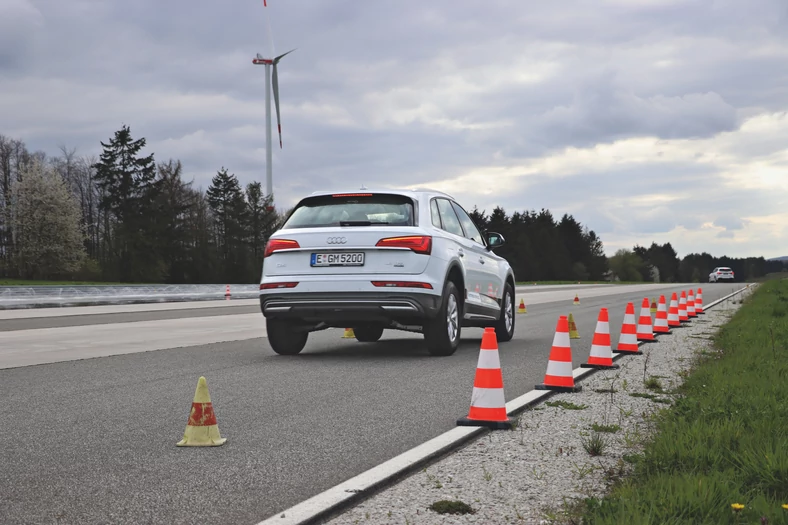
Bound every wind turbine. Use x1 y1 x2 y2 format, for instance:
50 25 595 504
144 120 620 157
252 0 294 207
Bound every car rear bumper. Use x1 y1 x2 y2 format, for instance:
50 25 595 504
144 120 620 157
259 292 442 325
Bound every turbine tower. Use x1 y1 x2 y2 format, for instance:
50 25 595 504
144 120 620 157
252 0 294 208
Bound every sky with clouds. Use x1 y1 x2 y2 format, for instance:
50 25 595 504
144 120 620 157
2 0 787 259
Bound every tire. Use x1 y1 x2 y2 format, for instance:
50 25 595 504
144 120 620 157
353 326 384 342
423 280 462 356
267 319 308 355
494 282 515 342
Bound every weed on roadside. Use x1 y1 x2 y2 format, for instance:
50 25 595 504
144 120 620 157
428 500 475 515
591 423 621 433
581 432 609 456
546 400 589 410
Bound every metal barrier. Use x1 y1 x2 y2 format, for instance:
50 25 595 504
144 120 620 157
0 284 260 309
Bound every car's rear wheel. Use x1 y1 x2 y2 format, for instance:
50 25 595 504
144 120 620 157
494 282 515 342
424 280 461 356
353 326 384 342
267 319 308 355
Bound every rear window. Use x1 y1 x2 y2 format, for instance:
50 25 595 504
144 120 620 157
719 267 732 272
282 193 415 229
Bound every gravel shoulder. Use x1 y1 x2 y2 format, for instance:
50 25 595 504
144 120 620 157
327 291 749 525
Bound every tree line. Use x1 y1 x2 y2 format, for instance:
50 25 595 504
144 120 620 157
1 128 785 284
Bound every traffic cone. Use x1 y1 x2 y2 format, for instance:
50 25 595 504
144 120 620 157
650 299 657 314
225 284 231 300
653 295 671 334
678 292 689 322
573 294 580 305
535 316 582 392
488 283 494 296
667 293 681 327
457 327 513 430
568 313 580 339
636 298 656 342
695 288 704 314
176 376 227 447
517 299 527 314
475 284 480 293
614 302 642 355
342 328 355 338
581 308 619 370
687 290 697 318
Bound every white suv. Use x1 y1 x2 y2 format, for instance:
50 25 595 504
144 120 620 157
259 189 517 356
709 267 734 282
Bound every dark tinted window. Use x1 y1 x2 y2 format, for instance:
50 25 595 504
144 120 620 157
282 193 414 229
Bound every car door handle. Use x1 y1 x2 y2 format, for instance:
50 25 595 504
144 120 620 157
458 248 464 257
479 258 485 264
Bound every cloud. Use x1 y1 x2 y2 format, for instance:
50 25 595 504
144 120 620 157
2 0 788 259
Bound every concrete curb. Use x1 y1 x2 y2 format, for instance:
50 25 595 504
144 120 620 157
255 285 752 525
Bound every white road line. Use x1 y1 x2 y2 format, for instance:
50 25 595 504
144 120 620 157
0 298 260 320
0 313 266 369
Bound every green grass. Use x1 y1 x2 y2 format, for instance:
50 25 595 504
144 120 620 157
546 400 589 410
515 280 643 285
583 280 788 525
0 279 149 286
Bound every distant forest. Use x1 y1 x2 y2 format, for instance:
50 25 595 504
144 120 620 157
0 127 785 284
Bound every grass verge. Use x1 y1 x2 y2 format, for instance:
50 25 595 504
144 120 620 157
583 280 788 525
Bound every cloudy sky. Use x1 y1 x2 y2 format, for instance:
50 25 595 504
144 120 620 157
2 0 788 259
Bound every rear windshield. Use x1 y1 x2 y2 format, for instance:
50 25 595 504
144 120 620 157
719 267 732 272
282 193 415 229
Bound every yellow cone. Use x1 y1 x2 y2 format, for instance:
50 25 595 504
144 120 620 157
176 376 227 447
568 313 580 339
517 299 527 314
650 298 657 314
342 328 355 338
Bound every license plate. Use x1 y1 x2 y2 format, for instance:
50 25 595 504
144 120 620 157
311 252 365 267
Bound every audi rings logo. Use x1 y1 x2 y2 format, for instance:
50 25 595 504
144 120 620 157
326 236 347 244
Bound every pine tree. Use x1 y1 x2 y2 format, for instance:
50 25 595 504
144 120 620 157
93 125 162 281
206 167 248 282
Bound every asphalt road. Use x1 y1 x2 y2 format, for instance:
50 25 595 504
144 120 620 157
0 283 743 525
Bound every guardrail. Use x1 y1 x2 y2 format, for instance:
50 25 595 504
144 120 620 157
0 284 260 309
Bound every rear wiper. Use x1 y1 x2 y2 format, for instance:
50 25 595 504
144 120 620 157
339 220 389 226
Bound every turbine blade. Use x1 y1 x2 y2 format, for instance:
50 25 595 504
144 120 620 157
272 63 283 148
273 48 296 64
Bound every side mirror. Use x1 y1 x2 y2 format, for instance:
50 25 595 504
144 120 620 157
486 232 505 250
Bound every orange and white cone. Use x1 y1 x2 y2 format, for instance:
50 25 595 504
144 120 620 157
653 295 671 334
535 316 582 392
573 294 580 305
678 291 689 322
668 293 681 327
488 283 494 296
581 308 620 370
614 302 642 355
636 297 656 342
687 290 697 318
457 327 513 430
517 299 527 314
225 284 231 300
176 376 227 447
695 287 705 314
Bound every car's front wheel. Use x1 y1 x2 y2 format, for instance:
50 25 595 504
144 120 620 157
353 326 384 342
494 282 515 342
267 319 309 355
423 280 462 356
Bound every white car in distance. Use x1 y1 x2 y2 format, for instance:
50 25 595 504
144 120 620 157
259 189 517 356
709 267 735 282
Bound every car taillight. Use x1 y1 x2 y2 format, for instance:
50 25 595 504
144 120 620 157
375 236 432 255
371 281 433 289
260 282 299 290
264 239 300 258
